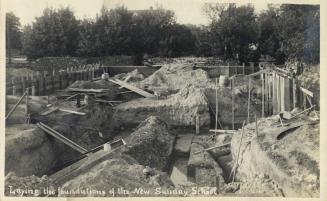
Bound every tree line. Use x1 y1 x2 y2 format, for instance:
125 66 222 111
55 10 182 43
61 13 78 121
6 4 320 64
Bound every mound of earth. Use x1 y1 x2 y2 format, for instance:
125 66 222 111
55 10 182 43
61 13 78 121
68 80 118 100
123 116 175 171
230 113 319 197
113 84 210 128
297 64 320 108
60 156 174 197
136 63 214 93
5 172 56 197
114 69 145 82
5 124 59 177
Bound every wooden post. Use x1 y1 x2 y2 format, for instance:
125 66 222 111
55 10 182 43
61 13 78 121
255 115 258 138
92 67 95 80
196 115 200 134
12 79 16 96
25 88 29 116
22 77 26 95
215 77 218 132
31 84 36 96
284 77 291 111
303 93 307 109
59 72 62 89
281 77 285 112
247 78 251 123
262 72 265 118
51 74 55 93
293 78 297 109
231 77 235 130
242 63 245 75
42 76 46 95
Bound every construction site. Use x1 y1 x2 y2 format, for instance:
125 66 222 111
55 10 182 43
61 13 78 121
4 57 320 197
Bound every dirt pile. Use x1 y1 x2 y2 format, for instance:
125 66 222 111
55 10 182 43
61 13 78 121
204 76 262 129
5 172 56 197
114 69 145 82
136 64 214 93
5 124 59 177
298 64 320 108
123 116 175 171
60 156 174 197
230 113 319 197
113 84 210 128
69 80 118 100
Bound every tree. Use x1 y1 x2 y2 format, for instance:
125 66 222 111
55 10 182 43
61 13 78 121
22 7 79 59
257 5 285 64
76 19 97 57
132 6 176 56
93 6 134 56
276 4 319 64
159 24 196 57
6 12 22 63
207 4 258 62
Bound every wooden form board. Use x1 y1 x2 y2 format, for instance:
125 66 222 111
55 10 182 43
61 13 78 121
37 122 88 154
109 78 155 98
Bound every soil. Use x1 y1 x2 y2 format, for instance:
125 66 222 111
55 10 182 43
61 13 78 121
230 113 320 197
123 116 175 171
113 84 210 128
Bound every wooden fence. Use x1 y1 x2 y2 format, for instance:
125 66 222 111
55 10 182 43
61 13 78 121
6 66 104 96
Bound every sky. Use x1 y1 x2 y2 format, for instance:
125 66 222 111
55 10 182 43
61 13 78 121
5 0 271 26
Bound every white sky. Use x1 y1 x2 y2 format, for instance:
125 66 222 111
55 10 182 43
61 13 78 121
4 0 290 26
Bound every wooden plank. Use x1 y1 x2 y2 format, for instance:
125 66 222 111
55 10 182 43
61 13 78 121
58 108 86 115
215 77 218 133
40 107 59 115
284 78 291 111
247 70 266 77
194 142 231 154
109 79 155 98
247 79 251 123
231 78 235 129
300 87 313 97
67 88 109 93
209 129 236 133
37 123 88 153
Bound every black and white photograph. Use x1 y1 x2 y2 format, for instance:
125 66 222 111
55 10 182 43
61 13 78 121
1 0 323 198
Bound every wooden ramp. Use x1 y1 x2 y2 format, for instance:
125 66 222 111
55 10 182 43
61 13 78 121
37 122 88 153
109 78 155 98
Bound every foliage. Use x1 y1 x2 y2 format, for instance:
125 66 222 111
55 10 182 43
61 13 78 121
18 4 320 64
6 12 22 55
22 7 79 59
276 4 320 64
207 4 258 62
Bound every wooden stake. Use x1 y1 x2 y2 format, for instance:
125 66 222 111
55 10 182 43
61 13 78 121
25 88 29 116
247 79 251 123
262 73 265 118
231 77 235 130
196 115 200 134
5 91 27 120
255 115 258 137
215 77 219 133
